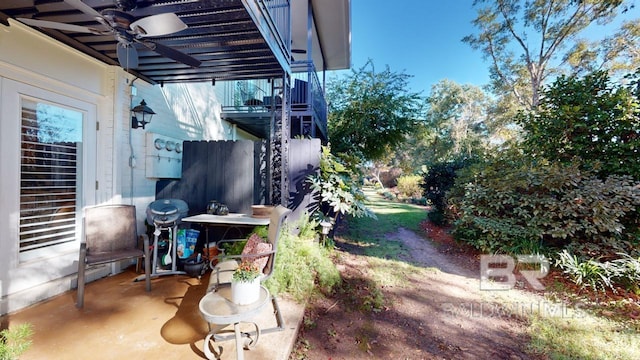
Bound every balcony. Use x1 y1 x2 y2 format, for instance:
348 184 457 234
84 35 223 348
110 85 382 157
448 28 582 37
220 60 328 141
0 0 293 84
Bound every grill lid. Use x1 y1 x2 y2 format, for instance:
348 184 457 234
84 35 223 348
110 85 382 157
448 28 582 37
146 199 188 226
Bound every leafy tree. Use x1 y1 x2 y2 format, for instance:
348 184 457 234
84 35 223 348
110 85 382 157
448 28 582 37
517 71 640 179
327 60 424 162
425 80 494 162
464 0 629 110
566 19 640 78
375 120 436 175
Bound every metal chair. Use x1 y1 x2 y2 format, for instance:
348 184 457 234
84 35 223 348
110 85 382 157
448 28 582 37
76 204 151 308
207 205 292 292
201 205 291 359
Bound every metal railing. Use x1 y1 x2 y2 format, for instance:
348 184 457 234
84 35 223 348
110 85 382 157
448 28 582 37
291 60 327 136
220 66 328 139
221 79 273 113
260 0 291 54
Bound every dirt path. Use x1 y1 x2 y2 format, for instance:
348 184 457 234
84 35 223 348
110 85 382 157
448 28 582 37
395 227 476 278
292 226 546 360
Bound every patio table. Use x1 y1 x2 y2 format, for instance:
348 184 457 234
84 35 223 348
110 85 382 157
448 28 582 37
199 284 271 360
182 213 270 260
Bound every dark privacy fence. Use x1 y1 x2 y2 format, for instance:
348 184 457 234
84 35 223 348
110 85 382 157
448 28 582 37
156 139 320 220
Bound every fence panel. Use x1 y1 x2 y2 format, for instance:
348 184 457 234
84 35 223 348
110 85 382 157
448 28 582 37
156 139 319 223
157 140 255 215
288 139 321 221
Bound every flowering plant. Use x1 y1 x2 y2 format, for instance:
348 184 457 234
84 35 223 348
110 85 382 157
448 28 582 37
232 261 260 282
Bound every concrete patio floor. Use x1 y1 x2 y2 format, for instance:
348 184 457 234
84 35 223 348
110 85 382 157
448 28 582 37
0 267 304 360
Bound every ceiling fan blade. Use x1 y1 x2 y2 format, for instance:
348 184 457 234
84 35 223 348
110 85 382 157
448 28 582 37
140 40 201 67
117 43 139 69
130 13 188 37
17 18 97 33
64 0 102 18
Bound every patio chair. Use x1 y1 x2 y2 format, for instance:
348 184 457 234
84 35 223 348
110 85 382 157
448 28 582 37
207 205 292 292
77 204 151 308
200 205 291 359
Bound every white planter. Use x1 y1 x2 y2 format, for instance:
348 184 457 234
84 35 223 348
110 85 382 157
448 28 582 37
231 277 260 305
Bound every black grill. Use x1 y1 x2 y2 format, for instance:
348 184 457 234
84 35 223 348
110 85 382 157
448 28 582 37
146 199 188 227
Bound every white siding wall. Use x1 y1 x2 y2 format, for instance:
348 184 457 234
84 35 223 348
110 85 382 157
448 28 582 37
0 21 112 314
0 20 242 314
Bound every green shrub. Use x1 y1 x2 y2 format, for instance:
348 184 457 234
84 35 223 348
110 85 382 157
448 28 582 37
555 250 614 292
518 71 640 180
427 209 446 226
422 158 474 218
251 225 269 239
295 211 320 240
555 250 640 293
450 157 640 258
265 221 341 301
219 240 246 256
380 190 395 200
0 323 33 360
396 175 423 198
307 146 375 222
610 253 640 293
219 226 268 257
411 197 428 206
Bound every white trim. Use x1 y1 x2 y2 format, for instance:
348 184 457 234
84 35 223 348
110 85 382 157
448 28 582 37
0 60 105 105
0 78 97 295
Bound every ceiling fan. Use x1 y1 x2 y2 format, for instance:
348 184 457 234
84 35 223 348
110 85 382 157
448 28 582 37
17 0 201 69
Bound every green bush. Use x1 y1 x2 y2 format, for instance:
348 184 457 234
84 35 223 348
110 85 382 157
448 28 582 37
264 217 341 301
450 157 640 258
252 225 269 239
427 210 446 226
555 250 614 292
422 158 475 224
610 253 640 293
219 226 268 256
555 250 640 293
396 175 423 198
518 71 640 180
219 240 246 256
295 211 320 240
0 323 33 360
307 146 375 222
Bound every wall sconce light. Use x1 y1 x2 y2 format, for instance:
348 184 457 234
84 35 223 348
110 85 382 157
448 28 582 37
131 99 155 129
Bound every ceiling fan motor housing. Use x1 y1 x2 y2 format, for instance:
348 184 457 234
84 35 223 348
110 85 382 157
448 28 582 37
16 0 200 69
101 9 135 29
115 0 138 12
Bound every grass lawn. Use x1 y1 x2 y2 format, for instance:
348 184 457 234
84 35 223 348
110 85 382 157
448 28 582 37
344 186 640 360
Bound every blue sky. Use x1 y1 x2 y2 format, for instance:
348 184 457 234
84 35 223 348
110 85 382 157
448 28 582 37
343 0 640 95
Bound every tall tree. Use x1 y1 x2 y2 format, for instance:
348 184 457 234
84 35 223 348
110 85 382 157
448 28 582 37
566 19 640 78
424 80 493 162
327 60 424 162
463 0 627 110
517 71 640 179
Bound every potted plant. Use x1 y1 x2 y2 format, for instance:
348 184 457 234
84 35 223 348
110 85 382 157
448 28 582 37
231 260 261 305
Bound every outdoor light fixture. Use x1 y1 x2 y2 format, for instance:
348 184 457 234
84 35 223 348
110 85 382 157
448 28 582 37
320 221 332 235
131 99 155 129
320 220 333 245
